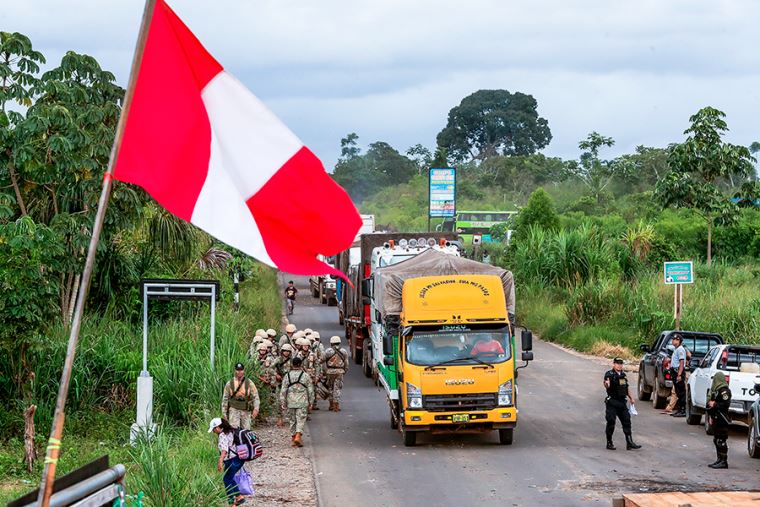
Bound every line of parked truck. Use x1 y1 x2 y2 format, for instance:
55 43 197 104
311 216 533 446
636 330 760 458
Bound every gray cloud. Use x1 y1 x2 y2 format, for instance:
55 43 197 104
3 0 759 170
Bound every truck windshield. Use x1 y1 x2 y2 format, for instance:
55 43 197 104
405 331 511 366
378 254 415 267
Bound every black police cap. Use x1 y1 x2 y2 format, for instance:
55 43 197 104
235 362 245 370
613 357 624 364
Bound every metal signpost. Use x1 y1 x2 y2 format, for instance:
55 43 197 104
132 279 220 443
428 167 456 231
663 261 694 330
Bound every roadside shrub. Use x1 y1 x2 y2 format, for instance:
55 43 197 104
564 279 619 325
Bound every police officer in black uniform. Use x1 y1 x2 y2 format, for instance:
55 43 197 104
603 357 641 450
706 371 731 468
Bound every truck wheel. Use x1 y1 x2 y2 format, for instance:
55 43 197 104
704 414 714 436
652 377 667 409
390 405 398 430
498 429 514 445
353 341 362 365
339 313 344 325
321 291 327 304
402 427 417 447
328 298 337 307
362 348 371 378
686 389 701 425
748 416 760 459
637 368 651 401
312 286 319 298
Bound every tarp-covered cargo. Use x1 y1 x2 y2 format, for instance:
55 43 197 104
374 249 515 318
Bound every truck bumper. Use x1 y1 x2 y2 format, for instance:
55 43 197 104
403 407 517 431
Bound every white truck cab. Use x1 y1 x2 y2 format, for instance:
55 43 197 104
687 344 760 428
366 238 460 381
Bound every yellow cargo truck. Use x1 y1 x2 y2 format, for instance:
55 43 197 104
371 250 534 446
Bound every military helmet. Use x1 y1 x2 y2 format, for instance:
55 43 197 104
255 329 267 338
312 332 321 340
294 330 306 339
262 339 274 349
252 336 264 345
256 343 268 352
293 337 306 347
304 328 313 335
281 343 293 352
266 328 277 337
330 336 341 345
285 324 297 333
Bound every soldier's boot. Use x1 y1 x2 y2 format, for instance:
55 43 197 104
291 434 298 447
276 417 284 427
606 439 616 450
328 401 336 411
709 440 728 468
625 434 641 450
293 432 303 447
335 403 341 412
312 402 320 411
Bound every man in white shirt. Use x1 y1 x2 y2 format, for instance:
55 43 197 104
670 334 687 418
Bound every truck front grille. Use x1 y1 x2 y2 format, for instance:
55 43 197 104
423 393 497 412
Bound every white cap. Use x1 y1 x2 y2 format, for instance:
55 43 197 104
208 417 222 433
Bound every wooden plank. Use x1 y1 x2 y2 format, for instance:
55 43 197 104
622 491 760 507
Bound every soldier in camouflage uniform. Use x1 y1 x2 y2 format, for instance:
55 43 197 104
280 356 314 447
221 362 260 429
272 343 294 426
248 335 264 359
309 333 324 410
322 336 349 412
279 323 298 348
296 337 319 412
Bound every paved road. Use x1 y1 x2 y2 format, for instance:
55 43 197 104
287 277 760 506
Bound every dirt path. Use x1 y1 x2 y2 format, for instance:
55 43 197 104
244 420 317 507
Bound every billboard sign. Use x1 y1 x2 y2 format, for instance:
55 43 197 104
429 168 456 218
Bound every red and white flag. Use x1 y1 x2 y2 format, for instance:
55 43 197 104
114 0 360 277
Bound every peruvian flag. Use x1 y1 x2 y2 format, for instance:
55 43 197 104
114 0 360 277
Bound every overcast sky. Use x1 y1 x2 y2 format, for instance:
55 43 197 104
3 1 759 170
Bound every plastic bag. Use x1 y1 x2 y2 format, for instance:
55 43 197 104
629 404 638 416
234 466 254 496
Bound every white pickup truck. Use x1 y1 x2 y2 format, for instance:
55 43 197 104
686 344 760 433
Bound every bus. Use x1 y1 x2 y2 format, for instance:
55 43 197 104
437 210 517 245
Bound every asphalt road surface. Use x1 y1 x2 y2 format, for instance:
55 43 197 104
287 277 760 506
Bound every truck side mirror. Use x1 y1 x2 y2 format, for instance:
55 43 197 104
361 278 372 297
383 333 393 356
689 358 701 370
755 383 760 393
522 351 534 362
521 329 533 352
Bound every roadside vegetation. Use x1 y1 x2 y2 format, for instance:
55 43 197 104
0 33 281 505
335 89 760 358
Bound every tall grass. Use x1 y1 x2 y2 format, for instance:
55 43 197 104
507 224 760 357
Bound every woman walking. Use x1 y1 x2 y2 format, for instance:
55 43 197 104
208 417 246 505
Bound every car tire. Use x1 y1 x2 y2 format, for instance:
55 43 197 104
498 428 514 445
637 369 651 401
748 416 760 459
402 427 417 447
686 389 701 425
653 377 667 409
705 413 714 436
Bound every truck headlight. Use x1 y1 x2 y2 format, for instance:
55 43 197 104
406 383 422 409
498 380 513 407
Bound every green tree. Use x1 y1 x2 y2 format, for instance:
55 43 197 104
573 132 615 204
436 89 552 163
406 144 432 175
0 32 46 216
333 139 416 202
612 145 670 191
656 106 755 265
512 187 559 240
339 132 360 162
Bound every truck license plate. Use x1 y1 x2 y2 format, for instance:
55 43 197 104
452 414 469 423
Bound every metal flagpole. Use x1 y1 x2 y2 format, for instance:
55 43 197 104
36 1 157 504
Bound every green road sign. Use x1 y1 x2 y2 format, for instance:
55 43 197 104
664 261 694 284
